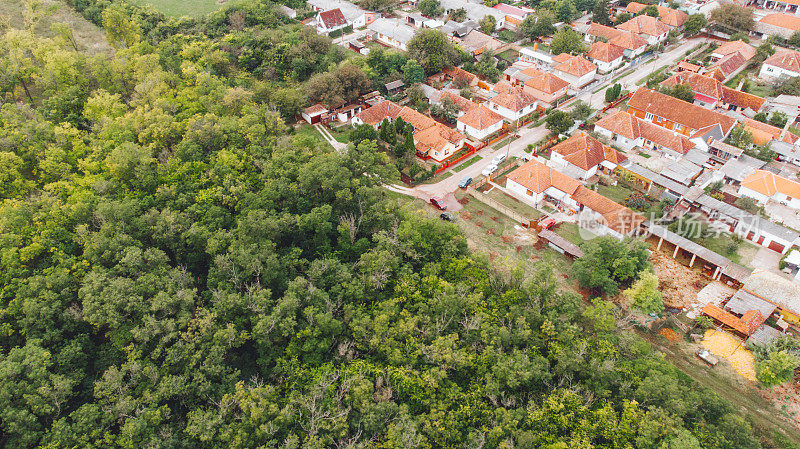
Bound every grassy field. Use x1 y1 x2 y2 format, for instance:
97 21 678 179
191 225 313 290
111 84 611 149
1 0 110 54
596 184 634 204
128 0 224 17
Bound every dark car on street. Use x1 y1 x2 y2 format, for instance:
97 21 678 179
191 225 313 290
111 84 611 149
440 212 455 221
458 177 472 189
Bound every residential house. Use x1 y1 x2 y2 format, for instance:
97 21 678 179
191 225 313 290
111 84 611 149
505 159 643 238
743 271 800 326
440 0 507 28
594 111 698 159
759 48 800 81
676 60 702 73
548 131 627 179
308 0 377 33
459 30 504 56
457 106 505 140
486 86 538 122
493 2 533 28
626 87 738 139
316 9 349 34
743 117 799 145
756 13 800 39
440 66 479 87
660 72 766 112
414 123 466 162
739 170 800 208
680 0 720 17
710 40 756 63
552 54 598 89
385 80 405 94
302 104 328 124
351 100 403 127
626 2 689 27
587 41 625 73
519 69 570 109
367 18 416 51
517 46 555 69
617 15 671 45
585 23 648 58
707 139 743 162
397 106 438 131
752 0 800 16
439 91 479 117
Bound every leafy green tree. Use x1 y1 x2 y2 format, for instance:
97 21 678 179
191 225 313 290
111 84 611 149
593 0 611 25
663 83 694 103
639 5 660 17
605 83 621 102
756 350 800 387
769 111 788 128
550 27 585 55
623 271 664 314
726 123 753 149
418 0 443 17
350 123 378 146
790 30 800 48
545 109 574 134
710 4 755 31
402 59 425 84
520 10 557 40
101 3 141 48
572 236 651 295
615 12 633 25
684 14 707 36
569 100 593 121
407 28 462 74
449 7 467 22
480 15 497 34
556 0 578 22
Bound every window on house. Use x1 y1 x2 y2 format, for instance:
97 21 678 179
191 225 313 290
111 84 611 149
675 123 683 131
645 112 653 120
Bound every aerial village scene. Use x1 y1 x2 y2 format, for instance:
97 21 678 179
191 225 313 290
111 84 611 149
9 0 800 445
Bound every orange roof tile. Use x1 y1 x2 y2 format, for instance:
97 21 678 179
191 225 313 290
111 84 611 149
741 170 800 200
488 87 537 112
744 118 799 145
355 100 402 126
587 41 625 63
319 9 348 29
764 49 800 73
398 106 437 131
595 111 696 155
627 87 737 135
442 66 478 84
617 15 672 37
414 123 464 155
587 22 622 40
522 69 570 94
760 13 800 31
550 131 627 170
571 186 644 234
661 72 765 111
677 60 702 72
441 91 478 113
304 103 328 116
506 159 581 195
702 303 764 336
625 2 688 27
554 55 598 77
609 30 648 51
457 105 504 130
713 40 756 61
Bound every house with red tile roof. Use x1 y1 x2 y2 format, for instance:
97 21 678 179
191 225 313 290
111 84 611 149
710 40 756 63
743 118 799 146
457 106 504 141
519 69 569 109
587 41 625 73
552 54 598 88
617 15 671 45
626 87 738 139
548 132 627 179
302 104 328 124
594 111 698 159
486 86 538 122
757 13 800 39
704 40 755 82
439 91 479 117
739 170 800 209
505 159 643 238
660 72 765 112
414 123 466 163
316 9 349 33
584 23 648 58
760 48 800 81
625 2 688 28
352 100 403 127
676 60 702 73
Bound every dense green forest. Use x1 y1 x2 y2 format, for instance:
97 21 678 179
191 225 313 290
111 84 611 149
0 0 790 447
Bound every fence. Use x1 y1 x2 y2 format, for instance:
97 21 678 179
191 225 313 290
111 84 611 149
434 147 477 174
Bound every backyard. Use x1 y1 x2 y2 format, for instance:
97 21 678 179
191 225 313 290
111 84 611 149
128 0 224 17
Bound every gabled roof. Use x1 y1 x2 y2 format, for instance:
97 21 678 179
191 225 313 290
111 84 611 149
702 303 764 336
506 159 581 195
442 66 478 84
492 3 532 17
554 54 598 77
522 68 570 94
587 41 625 63
304 103 328 116
441 91 478 113
414 123 464 153
760 13 800 31
741 170 800 200
707 51 747 79
677 60 702 72
625 2 688 27
627 87 738 135
550 131 627 170
596 111 697 155
367 18 415 44
457 105 504 130
355 100 402 125
661 72 765 112
744 117 799 145
398 106 437 131
488 87 538 112
460 30 504 54
617 15 672 37
764 49 800 73
319 9 348 29
587 22 622 40
712 40 756 61
571 186 644 234
609 30 648 51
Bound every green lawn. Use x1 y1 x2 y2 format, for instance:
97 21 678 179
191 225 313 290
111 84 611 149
596 184 634 203
329 126 351 143
453 155 482 172
128 0 224 17
493 136 519 150
485 189 542 220
554 222 596 246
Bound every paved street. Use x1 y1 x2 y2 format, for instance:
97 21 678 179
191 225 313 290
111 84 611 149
402 37 709 202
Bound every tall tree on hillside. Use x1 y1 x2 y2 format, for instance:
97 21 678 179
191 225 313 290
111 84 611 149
407 28 462 74
593 0 611 25
572 236 651 295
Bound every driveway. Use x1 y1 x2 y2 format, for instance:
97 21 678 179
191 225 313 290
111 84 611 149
750 246 783 272
764 201 800 231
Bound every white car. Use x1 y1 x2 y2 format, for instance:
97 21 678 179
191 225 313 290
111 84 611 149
491 153 507 165
482 164 498 176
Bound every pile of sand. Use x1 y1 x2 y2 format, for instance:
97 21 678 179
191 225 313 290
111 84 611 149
702 329 757 381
